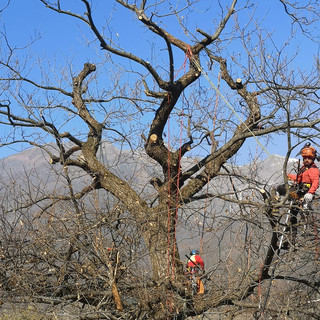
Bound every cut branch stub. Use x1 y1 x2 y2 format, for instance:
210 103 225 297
149 134 158 143
236 78 243 89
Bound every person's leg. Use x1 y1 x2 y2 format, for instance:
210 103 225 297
197 277 204 294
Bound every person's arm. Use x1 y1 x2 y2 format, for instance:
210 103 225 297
287 173 297 181
307 167 319 194
303 167 319 204
196 256 204 269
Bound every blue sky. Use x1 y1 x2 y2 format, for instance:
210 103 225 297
0 1 319 163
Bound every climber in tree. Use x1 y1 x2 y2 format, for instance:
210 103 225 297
185 249 205 294
274 143 320 249
276 144 319 205
288 145 319 209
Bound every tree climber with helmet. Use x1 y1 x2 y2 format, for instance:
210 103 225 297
185 249 205 294
287 145 320 210
273 143 320 249
186 250 204 271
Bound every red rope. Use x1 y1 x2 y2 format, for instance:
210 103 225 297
171 109 184 279
174 45 191 78
165 52 189 313
186 44 193 59
166 93 172 277
166 48 190 278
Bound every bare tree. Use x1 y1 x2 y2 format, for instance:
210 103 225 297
0 0 320 319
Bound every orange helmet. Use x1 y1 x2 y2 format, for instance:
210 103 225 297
301 146 316 159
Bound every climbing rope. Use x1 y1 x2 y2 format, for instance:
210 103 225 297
166 93 172 278
171 109 184 278
166 52 189 279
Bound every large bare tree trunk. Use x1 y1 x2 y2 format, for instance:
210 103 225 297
142 206 183 280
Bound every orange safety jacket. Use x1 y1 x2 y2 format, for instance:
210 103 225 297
187 254 204 272
287 164 320 194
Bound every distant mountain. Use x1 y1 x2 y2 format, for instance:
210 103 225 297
0 142 304 263
0 142 304 204
1 141 298 180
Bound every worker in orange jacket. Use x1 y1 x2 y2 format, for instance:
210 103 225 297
185 250 205 294
287 145 319 210
274 144 319 207
274 144 319 249
186 250 204 271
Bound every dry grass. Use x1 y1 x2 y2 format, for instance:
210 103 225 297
0 306 53 320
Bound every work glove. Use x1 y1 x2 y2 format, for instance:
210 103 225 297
303 193 313 203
